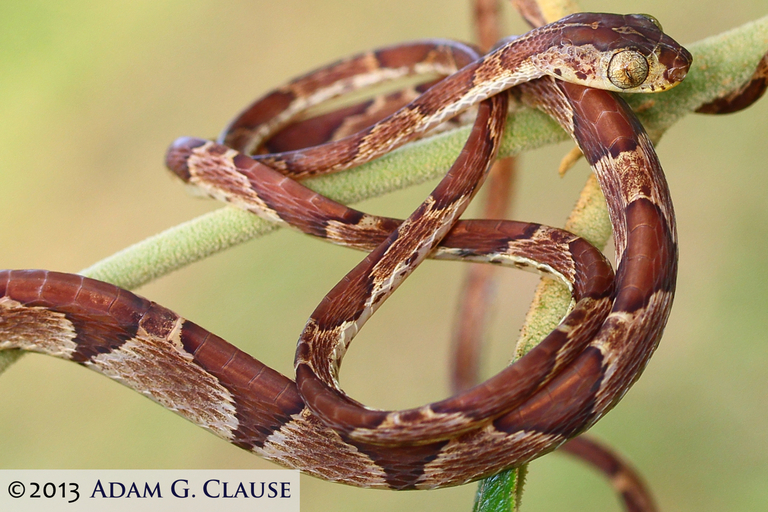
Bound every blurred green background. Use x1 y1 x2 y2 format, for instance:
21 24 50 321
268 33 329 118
1 0 766 510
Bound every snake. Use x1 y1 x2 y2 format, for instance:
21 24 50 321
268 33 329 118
0 13 691 489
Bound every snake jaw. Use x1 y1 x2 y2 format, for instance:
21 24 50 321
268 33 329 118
529 40 691 94
533 13 693 93
598 41 692 93
638 42 693 92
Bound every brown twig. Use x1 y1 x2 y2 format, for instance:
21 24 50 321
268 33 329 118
560 436 659 512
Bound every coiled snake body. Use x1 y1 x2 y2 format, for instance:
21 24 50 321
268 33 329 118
0 14 691 489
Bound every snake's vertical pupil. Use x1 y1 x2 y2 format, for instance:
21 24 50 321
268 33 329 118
608 50 650 89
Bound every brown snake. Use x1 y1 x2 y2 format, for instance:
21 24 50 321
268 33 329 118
0 14 691 489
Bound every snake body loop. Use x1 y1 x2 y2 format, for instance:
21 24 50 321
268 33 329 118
0 13 691 489
225 13 690 178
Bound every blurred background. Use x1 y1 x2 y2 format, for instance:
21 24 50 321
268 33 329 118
0 0 766 510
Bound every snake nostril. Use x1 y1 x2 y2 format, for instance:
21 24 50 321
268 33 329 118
673 49 694 81
665 51 693 85
667 66 686 84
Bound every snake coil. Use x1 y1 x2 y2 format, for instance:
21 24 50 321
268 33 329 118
1 13 691 489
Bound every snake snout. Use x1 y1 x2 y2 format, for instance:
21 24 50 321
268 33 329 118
666 46 694 85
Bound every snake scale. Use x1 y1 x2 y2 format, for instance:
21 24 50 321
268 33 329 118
0 13 692 489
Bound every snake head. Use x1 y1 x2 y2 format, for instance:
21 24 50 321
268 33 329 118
531 13 693 93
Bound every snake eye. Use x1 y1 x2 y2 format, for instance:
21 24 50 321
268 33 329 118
638 14 663 31
608 50 650 89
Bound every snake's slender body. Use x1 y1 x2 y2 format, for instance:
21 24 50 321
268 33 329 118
1 13 691 489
